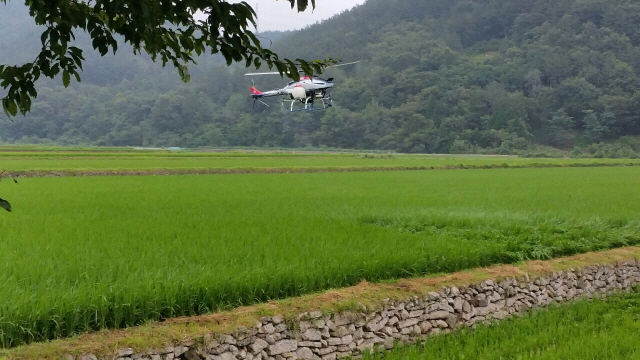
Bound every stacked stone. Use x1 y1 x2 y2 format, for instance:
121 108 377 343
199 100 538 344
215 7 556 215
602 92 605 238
76 260 640 360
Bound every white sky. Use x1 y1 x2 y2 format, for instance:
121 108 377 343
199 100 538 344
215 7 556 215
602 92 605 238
236 0 368 32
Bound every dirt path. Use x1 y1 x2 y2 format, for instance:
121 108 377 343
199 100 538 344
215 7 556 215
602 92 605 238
6 162 640 178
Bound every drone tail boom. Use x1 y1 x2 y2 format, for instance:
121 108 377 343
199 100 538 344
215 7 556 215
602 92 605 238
250 87 286 99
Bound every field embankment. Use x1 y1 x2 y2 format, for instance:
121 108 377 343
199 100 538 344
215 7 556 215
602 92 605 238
2 150 640 177
7 161 640 177
1 167 640 348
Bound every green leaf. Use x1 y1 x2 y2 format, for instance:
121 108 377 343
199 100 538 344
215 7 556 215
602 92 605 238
299 61 314 76
18 93 31 112
288 63 300 81
2 98 17 117
62 70 70 87
40 28 50 45
0 198 11 212
140 1 150 18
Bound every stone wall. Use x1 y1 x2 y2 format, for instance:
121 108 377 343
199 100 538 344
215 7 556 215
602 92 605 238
85 260 640 360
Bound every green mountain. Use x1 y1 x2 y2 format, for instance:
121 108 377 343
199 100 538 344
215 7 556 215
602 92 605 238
2 0 640 156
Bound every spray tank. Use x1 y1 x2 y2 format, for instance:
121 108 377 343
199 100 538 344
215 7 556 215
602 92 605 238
291 87 307 100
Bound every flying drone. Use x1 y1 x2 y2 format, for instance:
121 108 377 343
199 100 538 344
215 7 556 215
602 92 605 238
246 61 361 112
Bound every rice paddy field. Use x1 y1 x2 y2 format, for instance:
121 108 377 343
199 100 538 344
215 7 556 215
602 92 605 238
359 290 640 360
1 149 640 349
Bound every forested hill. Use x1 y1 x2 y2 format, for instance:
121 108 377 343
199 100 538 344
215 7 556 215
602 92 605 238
2 0 640 156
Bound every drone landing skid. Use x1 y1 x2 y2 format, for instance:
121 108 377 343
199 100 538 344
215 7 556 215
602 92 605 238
282 97 333 113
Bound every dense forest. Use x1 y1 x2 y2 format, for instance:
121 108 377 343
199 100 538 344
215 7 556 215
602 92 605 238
2 0 640 156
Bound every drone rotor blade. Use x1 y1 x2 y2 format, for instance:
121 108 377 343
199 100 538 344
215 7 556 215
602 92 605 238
245 72 281 76
330 61 362 68
258 100 271 108
246 61 362 76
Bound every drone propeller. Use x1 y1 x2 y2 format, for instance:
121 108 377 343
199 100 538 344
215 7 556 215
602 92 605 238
252 98 271 109
245 61 362 76
245 71 282 76
330 61 362 68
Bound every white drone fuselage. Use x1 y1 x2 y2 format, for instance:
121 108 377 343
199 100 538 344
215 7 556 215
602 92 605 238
251 76 334 100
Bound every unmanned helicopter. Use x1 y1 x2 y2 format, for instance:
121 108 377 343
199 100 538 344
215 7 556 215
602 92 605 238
246 61 361 112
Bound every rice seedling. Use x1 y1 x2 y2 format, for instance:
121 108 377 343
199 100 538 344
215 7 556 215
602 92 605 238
0 167 639 347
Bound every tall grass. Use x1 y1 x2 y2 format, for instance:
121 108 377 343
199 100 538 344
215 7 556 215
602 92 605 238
360 289 640 360
1 167 640 347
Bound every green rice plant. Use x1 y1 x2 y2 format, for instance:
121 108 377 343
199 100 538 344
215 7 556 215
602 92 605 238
363 215 640 264
360 289 640 360
0 167 640 347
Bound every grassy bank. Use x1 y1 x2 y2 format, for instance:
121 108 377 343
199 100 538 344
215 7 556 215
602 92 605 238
1 167 640 347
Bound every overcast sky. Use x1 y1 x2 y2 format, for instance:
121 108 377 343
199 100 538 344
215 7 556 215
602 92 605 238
236 0 368 32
